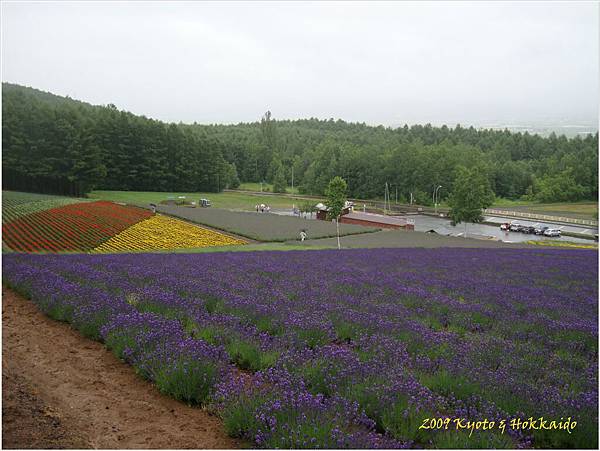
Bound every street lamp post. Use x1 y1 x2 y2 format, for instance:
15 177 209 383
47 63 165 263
434 185 442 214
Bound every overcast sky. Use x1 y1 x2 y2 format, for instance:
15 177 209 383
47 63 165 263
2 1 598 127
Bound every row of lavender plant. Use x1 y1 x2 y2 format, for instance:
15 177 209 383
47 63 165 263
3 248 597 448
3 252 404 448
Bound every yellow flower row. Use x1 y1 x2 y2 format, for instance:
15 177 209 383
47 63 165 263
92 214 246 253
525 240 598 249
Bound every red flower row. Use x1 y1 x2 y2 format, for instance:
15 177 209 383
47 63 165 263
2 201 153 253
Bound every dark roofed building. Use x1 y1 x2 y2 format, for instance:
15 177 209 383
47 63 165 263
339 211 414 230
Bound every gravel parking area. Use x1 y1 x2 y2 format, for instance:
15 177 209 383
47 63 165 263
150 205 378 241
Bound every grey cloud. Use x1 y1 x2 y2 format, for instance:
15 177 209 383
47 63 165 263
2 1 597 128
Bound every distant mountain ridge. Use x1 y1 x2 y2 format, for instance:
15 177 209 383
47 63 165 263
4 82 596 136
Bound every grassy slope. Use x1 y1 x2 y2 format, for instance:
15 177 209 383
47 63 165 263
93 190 597 220
141 242 332 254
491 199 598 219
238 182 300 195
2 191 83 204
90 190 316 211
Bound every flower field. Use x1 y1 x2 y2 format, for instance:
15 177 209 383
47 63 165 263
92 215 246 252
3 248 597 448
2 201 153 252
2 190 91 223
152 204 379 241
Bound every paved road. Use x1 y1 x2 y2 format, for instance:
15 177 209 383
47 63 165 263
483 215 597 235
271 209 595 244
413 215 594 243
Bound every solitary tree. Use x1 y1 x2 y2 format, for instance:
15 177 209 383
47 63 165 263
326 176 348 249
448 166 495 238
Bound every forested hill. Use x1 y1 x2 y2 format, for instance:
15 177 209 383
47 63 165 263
189 116 598 203
2 83 235 195
2 82 598 202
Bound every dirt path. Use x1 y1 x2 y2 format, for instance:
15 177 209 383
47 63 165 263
3 367 89 449
2 287 241 449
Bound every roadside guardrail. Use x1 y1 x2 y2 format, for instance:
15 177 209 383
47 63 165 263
484 209 598 227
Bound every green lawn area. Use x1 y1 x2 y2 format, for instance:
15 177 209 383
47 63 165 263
90 190 318 211
491 199 598 220
155 242 333 253
237 182 300 195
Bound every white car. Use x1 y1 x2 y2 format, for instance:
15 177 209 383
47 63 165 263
543 228 561 237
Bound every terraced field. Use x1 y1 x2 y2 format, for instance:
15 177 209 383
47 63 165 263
2 200 153 252
92 215 246 253
2 191 91 223
2 192 247 253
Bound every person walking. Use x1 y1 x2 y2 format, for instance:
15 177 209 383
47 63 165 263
300 229 307 242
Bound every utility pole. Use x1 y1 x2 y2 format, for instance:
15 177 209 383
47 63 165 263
384 182 390 214
291 166 294 193
384 183 387 214
346 170 350 194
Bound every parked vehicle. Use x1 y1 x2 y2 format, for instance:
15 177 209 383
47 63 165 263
509 223 524 232
543 228 561 237
534 226 549 235
500 223 510 231
521 226 536 234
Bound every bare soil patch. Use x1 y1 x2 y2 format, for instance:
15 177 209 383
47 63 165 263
2 368 88 449
2 287 240 449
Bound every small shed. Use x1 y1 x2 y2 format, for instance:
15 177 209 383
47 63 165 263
315 203 328 220
315 201 353 220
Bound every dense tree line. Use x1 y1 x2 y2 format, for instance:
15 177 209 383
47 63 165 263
2 83 597 203
2 83 238 195
188 115 598 204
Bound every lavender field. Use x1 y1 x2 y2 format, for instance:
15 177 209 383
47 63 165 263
2 248 597 449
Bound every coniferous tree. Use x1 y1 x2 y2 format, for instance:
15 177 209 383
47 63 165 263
2 83 597 202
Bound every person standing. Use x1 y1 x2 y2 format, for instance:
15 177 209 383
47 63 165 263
300 229 307 242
